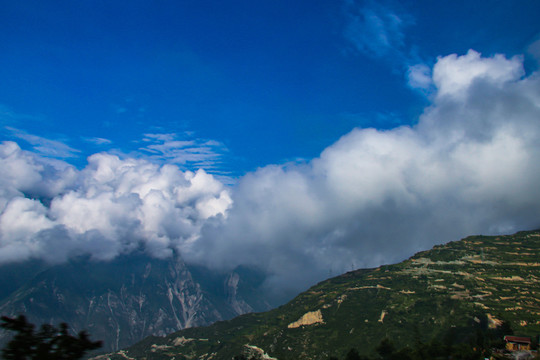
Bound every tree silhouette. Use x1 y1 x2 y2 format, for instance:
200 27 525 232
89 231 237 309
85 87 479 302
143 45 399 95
1 315 101 360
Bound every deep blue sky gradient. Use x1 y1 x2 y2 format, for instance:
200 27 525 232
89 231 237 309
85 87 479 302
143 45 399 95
1 0 539 175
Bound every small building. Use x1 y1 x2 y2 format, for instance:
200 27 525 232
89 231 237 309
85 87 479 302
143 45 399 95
503 335 532 351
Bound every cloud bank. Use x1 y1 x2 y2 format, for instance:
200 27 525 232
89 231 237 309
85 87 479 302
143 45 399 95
1 50 540 298
190 50 540 295
0 143 231 263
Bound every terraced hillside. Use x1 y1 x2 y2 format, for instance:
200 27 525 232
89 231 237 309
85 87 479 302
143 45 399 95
95 230 540 359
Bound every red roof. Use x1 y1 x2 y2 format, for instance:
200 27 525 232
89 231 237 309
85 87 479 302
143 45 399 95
504 336 531 344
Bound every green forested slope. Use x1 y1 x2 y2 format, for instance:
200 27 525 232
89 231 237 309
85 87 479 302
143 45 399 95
97 230 540 360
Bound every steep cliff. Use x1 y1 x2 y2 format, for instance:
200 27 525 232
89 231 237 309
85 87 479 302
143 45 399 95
0 253 271 352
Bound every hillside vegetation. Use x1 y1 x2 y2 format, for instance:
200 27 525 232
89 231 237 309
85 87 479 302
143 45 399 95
96 230 540 359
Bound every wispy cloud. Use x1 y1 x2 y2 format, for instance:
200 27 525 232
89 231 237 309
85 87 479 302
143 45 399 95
0 105 43 127
138 132 229 172
84 137 113 146
407 63 433 92
6 127 80 159
344 0 412 60
344 0 438 96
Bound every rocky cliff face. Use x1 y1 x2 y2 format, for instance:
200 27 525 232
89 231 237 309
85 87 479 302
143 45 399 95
224 272 254 315
0 253 271 352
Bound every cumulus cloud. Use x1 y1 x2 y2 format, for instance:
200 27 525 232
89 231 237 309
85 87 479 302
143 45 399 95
188 50 540 299
1 50 539 303
432 49 524 99
0 143 231 263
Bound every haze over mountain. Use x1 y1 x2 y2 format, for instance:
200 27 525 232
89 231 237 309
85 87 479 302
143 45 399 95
0 253 273 352
1 1 540 300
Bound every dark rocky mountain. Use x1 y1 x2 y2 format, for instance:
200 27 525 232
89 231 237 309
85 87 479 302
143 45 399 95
0 259 46 301
98 230 540 359
0 253 273 353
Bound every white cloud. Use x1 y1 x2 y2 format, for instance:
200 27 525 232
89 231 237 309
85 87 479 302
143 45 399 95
1 50 539 303
0 143 231 263
0 141 78 208
189 50 540 300
432 49 524 99
407 63 432 90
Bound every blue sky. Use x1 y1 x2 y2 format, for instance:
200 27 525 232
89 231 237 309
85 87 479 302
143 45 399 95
2 1 540 297
2 0 539 176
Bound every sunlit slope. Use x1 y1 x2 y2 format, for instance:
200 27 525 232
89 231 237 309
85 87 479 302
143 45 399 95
100 230 540 360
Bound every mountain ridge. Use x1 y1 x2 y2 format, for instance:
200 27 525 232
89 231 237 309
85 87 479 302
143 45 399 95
96 229 540 359
0 253 274 353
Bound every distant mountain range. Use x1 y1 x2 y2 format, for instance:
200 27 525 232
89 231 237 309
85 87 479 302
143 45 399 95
95 230 540 359
0 253 273 353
